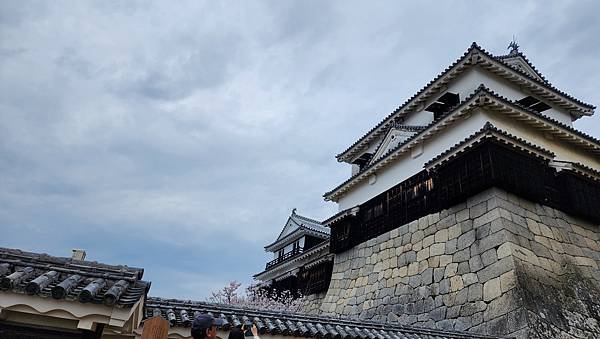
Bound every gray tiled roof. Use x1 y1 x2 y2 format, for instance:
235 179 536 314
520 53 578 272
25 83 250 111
145 297 505 339
266 210 330 251
292 212 330 235
336 42 595 163
493 52 549 84
0 247 150 308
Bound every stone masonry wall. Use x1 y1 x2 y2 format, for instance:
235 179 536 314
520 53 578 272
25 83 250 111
299 292 327 314
318 188 600 339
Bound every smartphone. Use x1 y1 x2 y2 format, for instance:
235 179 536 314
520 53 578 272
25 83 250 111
244 322 253 336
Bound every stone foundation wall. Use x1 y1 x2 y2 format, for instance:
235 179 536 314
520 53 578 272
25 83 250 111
318 188 600 339
298 292 327 314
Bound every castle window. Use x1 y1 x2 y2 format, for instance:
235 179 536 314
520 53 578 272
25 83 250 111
516 96 551 113
425 92 460 120
352 152 373 171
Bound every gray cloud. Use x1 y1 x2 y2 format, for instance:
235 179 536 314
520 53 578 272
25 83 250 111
1 0 598 299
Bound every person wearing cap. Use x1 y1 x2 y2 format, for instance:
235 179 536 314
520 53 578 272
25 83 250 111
191 313 226 339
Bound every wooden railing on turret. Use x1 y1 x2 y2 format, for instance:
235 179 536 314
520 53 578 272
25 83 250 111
265 247 304 270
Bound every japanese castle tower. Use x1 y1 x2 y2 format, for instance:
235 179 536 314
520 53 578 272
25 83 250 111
257 42 600 339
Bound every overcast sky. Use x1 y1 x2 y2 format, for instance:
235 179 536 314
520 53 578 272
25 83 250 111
1 1 599 300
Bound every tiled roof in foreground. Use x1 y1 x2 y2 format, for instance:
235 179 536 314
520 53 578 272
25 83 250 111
146 297 505 339
0 247 151 308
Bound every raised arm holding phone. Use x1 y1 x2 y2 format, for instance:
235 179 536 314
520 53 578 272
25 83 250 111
228 324 259 339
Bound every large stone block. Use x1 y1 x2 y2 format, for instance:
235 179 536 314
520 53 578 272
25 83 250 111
499 270 517 293
483 277 501 301
477 257 515 283
483 289 520 321
430 243 445 256
430 306 447 321
450 275 464 292
438 214 457 230
453 248 471 263
447 226 461 241
445 238 458 254
457 261 470 275
470 202 488 219
458 230 476 250
473 209 502 228
423 235 435 248
460 301 486 317
469 255 484 272
481 248 498 266
468 283 483 302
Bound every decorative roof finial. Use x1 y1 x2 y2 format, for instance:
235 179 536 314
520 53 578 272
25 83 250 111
292 208 297 215
508 36 519 55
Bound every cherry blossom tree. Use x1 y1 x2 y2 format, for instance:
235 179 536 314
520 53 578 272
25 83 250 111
208 281 305 312
208 281 244 304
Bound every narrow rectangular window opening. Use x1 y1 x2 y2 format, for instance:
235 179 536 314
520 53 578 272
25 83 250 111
516 96 551 113
425 92 460 120
352 152 373 171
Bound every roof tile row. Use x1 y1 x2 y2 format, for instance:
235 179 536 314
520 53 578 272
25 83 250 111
145 297 503 339
0 247 150 308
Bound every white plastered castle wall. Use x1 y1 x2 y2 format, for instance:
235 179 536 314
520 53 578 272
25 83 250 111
483 111 600 169
337 112 489 210
337 108 598 210
403 111 434 126
336 68 586 210
379 67 574 148
446 68 573 126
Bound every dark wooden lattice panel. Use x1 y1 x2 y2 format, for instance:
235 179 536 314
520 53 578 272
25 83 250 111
487 143 546 202
402 170 435 223
435 141 548 209
298 261 333 295
542 166 561 209
359 192 387 246
330 139 599 255
386 183 405 228
557 171 600 223
330 216 358 254
435 144 494 208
